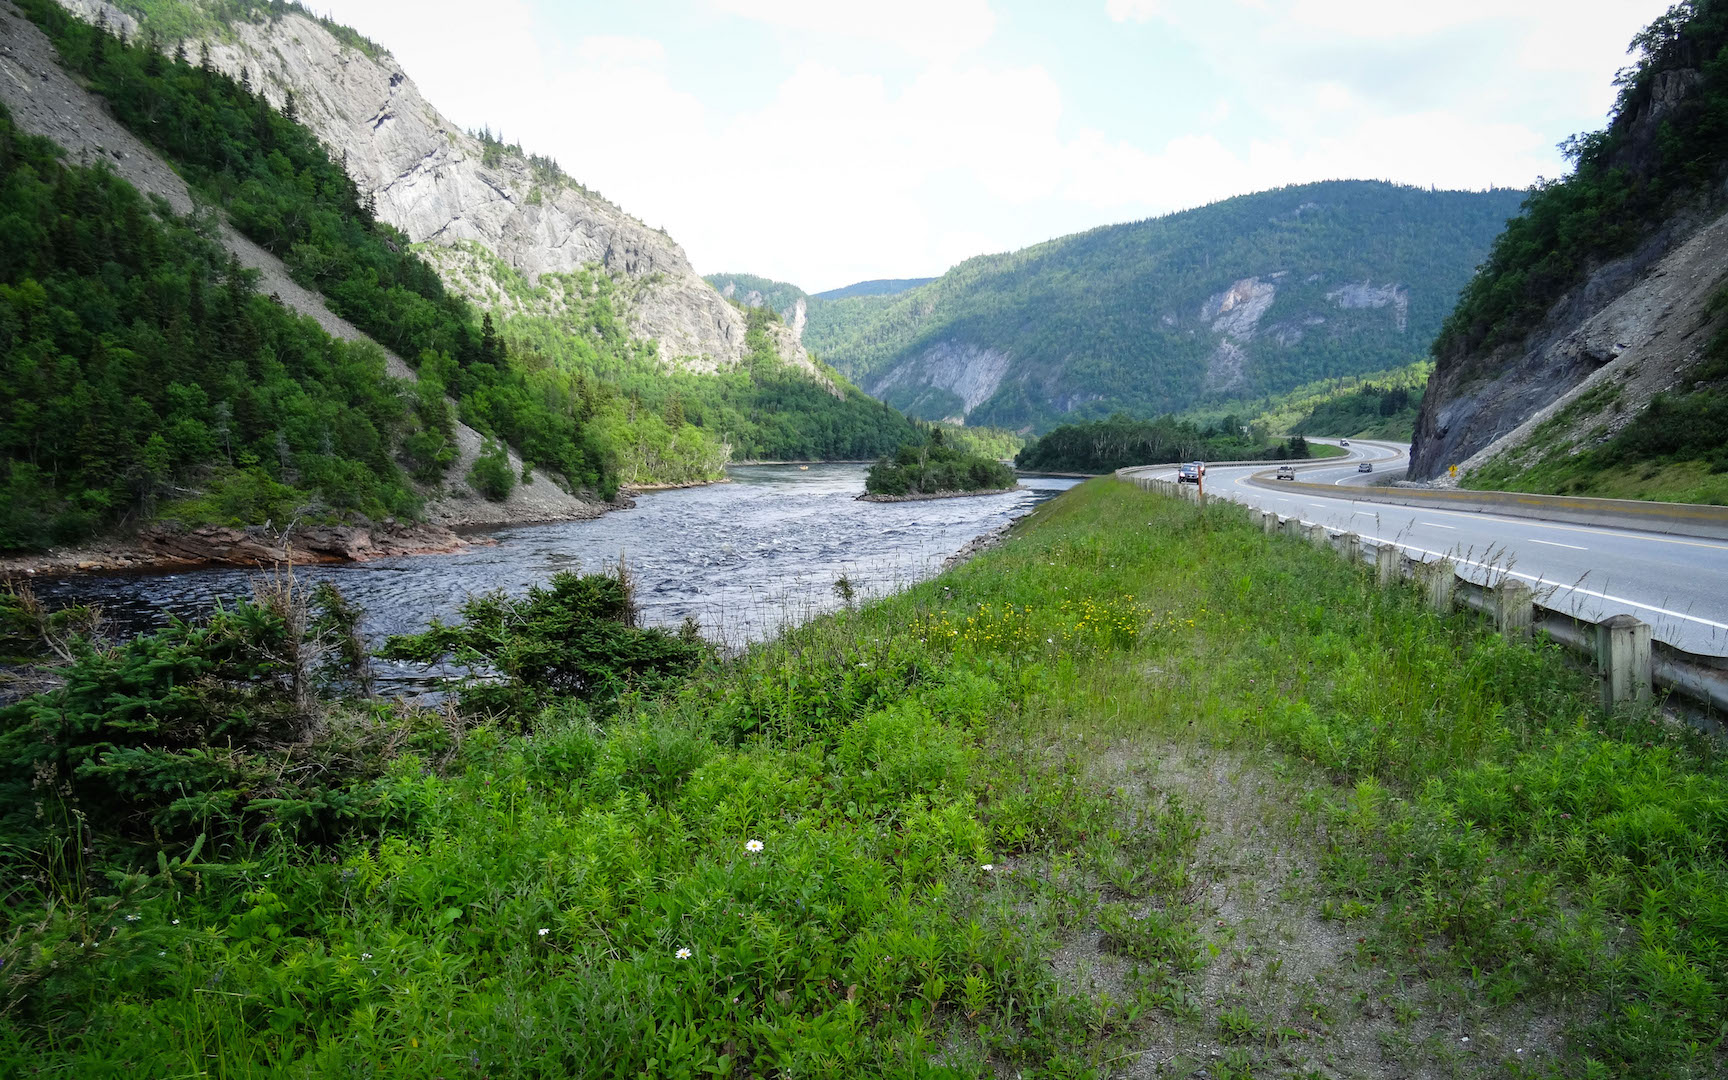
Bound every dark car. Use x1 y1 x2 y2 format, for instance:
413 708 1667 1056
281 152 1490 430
1178 461 1205 484
1276 465 1295 480
1358 462 1373 473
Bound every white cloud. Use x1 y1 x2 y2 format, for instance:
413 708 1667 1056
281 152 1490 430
1105 0 1165 20
710 0 997 59
573 36 668 68
319 0 1675 291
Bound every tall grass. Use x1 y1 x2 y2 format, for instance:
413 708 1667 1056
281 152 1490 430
2 478 1721 1077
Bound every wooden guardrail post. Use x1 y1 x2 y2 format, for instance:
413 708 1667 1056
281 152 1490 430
1596 614 1653 709
1425 559 1456 614
1494 580 1533 639
1375 544 1399 586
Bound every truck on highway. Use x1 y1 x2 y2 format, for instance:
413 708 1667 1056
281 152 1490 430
1276 465 1295 480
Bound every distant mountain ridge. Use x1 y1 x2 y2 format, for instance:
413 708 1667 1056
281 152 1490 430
813 278 935 301
789 181 1525 432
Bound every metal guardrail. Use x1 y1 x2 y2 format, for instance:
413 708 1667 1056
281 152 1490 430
1123 472 1728 718
1236 471 1728 541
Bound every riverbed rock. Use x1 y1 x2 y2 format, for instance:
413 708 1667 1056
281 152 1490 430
135 522 472 567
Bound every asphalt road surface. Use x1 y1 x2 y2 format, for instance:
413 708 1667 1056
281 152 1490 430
1141 441 1728 657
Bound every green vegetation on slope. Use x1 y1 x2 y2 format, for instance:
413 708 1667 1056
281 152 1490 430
1185 362 1430 441
0 106 426 550
99 0 386 58
1435 0 1728 363
1466 286 1728 504
18 0 615 498
811 277 935 301
703 272 806 317
1015 414 1315 474
862 429 1016 497
799 181 1523 430
3 481 1716 1076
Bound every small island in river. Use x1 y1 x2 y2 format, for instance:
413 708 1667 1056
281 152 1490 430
858 429 1020 502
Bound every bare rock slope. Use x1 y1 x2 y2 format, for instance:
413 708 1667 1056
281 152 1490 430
1410 205 1728 481
55 0 813 378
0 0 602 527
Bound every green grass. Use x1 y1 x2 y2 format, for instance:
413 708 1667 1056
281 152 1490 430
3 480 1724 1077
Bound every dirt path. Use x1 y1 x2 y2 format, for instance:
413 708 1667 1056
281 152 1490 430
1049 736 1569 1078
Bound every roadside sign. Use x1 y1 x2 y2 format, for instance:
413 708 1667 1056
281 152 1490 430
1449 465 1458 478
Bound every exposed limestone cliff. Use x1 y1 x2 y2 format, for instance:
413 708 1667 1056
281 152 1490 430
867 342 1013 423
55 0 816 378
0 0 604 526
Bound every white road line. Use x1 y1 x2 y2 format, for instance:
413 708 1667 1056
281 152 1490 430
1359 533 1728 634
1353 511 1376 518
1421 522 1456 530
1309 503 1327 508
1529 538 1587 551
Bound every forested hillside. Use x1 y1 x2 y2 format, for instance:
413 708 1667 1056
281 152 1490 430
796 181 1523 432
0 106 423 549
812 277 934 301
1413 0 1728 501
8 0 923 530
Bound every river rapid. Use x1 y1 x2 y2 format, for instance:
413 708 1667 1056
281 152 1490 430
31 465 1079 687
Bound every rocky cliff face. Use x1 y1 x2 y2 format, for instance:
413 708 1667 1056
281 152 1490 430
1407 18 1728 484
57 0 814 377
1410 206 1728 480
0 0 605 526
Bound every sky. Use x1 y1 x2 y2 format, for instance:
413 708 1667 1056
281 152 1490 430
318 0 1676 293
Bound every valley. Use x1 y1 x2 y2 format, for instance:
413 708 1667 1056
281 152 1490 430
3 1 1728 1078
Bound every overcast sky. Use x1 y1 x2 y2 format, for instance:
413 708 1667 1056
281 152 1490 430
319 0 1674 293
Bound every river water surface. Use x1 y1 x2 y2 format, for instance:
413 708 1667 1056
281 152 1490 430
33 466 1079 684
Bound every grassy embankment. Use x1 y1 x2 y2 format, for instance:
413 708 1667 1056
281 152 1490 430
3 481 1725 1078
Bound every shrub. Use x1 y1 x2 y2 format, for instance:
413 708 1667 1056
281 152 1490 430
466 438 515 501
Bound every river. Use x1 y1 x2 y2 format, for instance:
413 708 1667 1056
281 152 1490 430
29 466 1080 686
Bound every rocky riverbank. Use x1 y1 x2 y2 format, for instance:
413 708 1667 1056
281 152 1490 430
0 520 487 576
856 486 1020 503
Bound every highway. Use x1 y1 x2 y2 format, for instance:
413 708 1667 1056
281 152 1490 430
1136 441 1728 657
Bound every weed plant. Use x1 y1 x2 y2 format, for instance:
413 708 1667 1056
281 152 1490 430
0 479 1721 1077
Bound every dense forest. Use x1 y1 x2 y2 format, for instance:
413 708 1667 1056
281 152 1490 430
0 0 927 547
0 106 427 549
15 0 613 498
1015 414 1313 475
812 277 935 301
704 272 806 319
790 181 1522 431
863 429 1016 497
1181 361 1432 441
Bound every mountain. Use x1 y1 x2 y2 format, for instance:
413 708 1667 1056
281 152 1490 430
53 0 809 379
0 0 620 542
21 0 920 502
1410 0 1728 504
813 278 935 301
793 181 1524 432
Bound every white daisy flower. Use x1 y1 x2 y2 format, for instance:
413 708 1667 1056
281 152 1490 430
675 947 692 960
745 839 764 854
